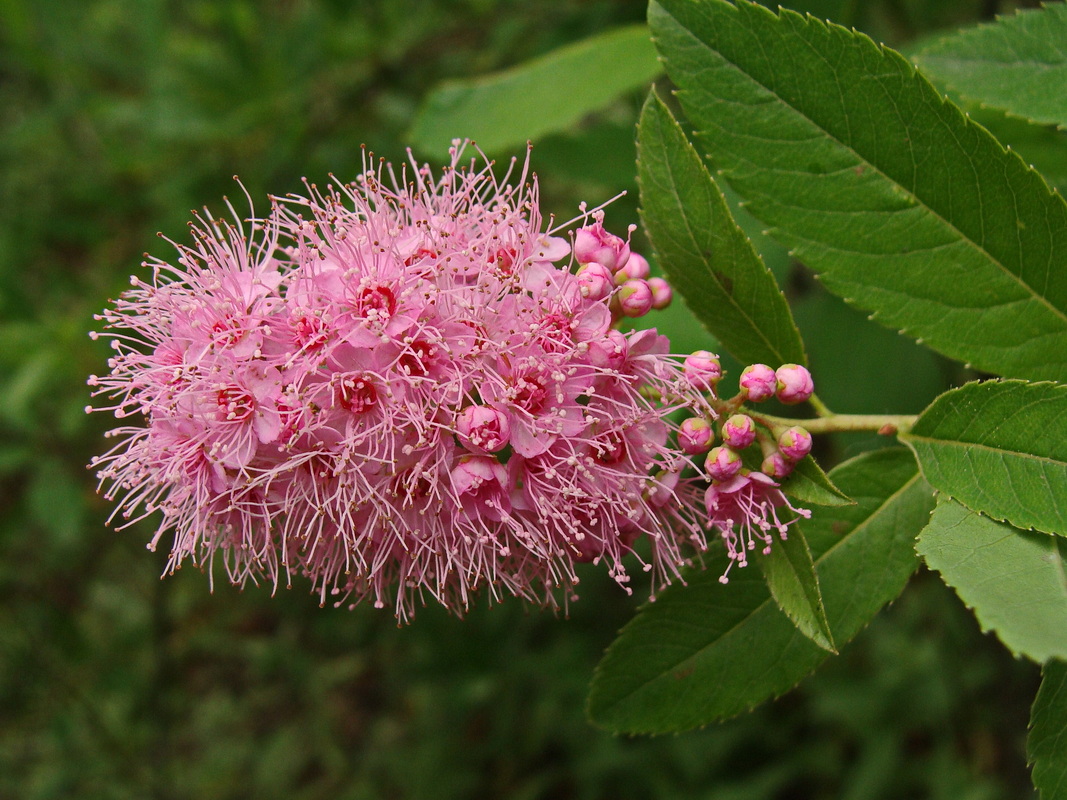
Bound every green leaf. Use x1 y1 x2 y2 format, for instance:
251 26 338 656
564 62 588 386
917 497 1067 662
972 108 1067 194
649 0 1067 382
409 25 661 158
637 90 807 367
780 454 853 507
756 527 836 652
587 448 932 733
1031 659 1067 800
902 380 1067 537
913 4 1067 130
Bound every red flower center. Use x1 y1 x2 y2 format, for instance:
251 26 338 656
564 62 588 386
511 372 549 415
398 340 436 377
334 374 378 413
356 284 397 319
216 387 255 422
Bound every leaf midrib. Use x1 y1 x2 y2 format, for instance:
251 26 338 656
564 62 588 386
654 0 1067 328
904 434 1067 469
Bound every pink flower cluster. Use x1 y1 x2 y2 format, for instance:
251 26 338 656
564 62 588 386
88 146 713 619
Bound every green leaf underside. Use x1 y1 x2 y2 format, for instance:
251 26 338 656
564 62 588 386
637 91 807 367
914 3 1067 130
917 497 1067 662
650 0 1067 383
902 380 1067 537
409 24 661 157
780 453 852 507
1031 659 1067 800
587 449 932 734
756 527 836 652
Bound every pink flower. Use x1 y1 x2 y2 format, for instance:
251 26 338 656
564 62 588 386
705 471 811 583
88 145 714 620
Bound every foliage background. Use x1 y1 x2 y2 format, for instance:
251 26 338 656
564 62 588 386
0 0 1045 797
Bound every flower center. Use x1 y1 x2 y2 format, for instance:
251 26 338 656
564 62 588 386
216 387 255 422
510 371 549 415
334 374 378 413
292 311 328 350
356 284 397 320
398 340 436 377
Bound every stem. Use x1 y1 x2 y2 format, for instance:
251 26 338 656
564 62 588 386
751 411 919 436
808 393 833 419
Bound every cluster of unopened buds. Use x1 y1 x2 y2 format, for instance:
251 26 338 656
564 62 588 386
572 221 672 321
677 359 815 582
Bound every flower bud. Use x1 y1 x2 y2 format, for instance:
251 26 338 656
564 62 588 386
647 277 673 310
575 262 615 301
574 221 630 272
587 329 629 371
451 456 511 521
705 446 743 482
614 252 650 282
683 350 722 391
618 279 653 318
775 363 814 405
777 426 812 462
456 405 511 454
739 363 777 402
679 417 714 455
761 451 793 479
721 414 756 450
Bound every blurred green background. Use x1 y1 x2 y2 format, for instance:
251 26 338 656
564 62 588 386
0 0 1044 797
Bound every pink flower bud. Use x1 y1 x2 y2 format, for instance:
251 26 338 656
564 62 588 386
450 456 511 521
614 252 650 282
586 329 629 370
761 451 793 479
575 262 615 301
679 417 714 455
777 426 812 462
683 350 722 391
456 405 511 453
705 446 743 482
775 364 814 405
722 414 756 450
647 277 672 310
739 363 777 402
574 221 630 271
618 279 653 318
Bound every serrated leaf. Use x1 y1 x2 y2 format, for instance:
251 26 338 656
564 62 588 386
914 3 1067 130
972 108 1067 194
756 527 836 652
1030 659 1067 800
587 448 932 734
780 454 852 507
917 497 1067 662
409 25 661 158
902 380 1067 537
650 0 1067 382
637 90 807 367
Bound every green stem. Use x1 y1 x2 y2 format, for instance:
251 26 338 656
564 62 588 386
808 393 833 418
750 411 918 436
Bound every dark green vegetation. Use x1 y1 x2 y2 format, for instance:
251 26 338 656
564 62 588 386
0 0 1047 797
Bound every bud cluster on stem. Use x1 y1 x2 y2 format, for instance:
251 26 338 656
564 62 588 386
681 361 817 583
573 212 673 322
